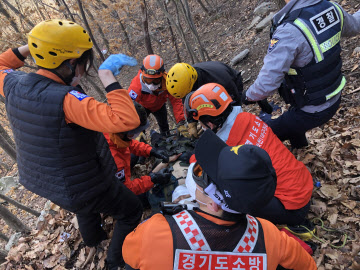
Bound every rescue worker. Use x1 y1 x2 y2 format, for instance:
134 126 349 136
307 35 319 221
242 0 360 148
123 130 317 270
185 83 313 229
128 54 188 136
0 20 143 269
166 61 244 138
104 102 175 196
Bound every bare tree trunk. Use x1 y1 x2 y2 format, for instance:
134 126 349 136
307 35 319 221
0 1 22 34
38 0 61 15
31 0 46 20
195 0 210 15
0 132 16 161
0 124 15 149
108 10 134 55
2 0 34 28
0 204 30 233
0 232 9 242
141 0 154 55
76 0 105 62
0 249 7 263
36 0 51 19
61 0 76 21
84 7 111 54
0 194 40 217
180 0 210 61
164 0 181 62
156 0 197 63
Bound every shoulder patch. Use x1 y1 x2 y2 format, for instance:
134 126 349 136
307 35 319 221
115 169 125 182
268 38 280 53
129 89 138 100
69 90 89 101
0 69 14 74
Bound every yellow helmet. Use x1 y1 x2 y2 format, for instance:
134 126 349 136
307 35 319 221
166 63 198 98
28 19 93 69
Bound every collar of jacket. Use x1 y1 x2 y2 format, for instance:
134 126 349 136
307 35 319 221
109 133 131 148
273 0 322 25
216 106 242 143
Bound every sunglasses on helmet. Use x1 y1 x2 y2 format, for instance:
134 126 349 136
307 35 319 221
141 65 165 75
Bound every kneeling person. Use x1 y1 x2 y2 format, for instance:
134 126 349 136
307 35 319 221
104 102 174 195
185 83 313 226
123 131 316 270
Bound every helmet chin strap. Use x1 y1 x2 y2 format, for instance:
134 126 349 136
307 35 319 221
64 60 77 85
47 60 77 86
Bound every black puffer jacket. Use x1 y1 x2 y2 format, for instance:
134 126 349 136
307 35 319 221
4 72 117 211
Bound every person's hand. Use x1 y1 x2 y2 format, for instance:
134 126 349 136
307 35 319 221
187 122 199 138
150 149 169 163
169 153 182 163
150 168 172 185
241 90 256 105
177 121 191 138
99 54 137 76
257 99 273 114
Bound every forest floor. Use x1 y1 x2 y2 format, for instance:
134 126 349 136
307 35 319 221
1 0 360 269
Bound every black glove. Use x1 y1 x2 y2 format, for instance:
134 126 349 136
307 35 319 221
241 90 256 105
150 168 172 185
257 99 273 114
150 149 169 163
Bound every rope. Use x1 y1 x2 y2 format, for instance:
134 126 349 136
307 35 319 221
300 217 348 249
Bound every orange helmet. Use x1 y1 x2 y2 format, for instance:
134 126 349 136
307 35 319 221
141 55 165 78
185 83 233 121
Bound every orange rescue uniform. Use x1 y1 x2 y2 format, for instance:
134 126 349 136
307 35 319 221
104 133 154 195
128 70 185 123
123 212 317 270
190 112 313 210
0 49 140 132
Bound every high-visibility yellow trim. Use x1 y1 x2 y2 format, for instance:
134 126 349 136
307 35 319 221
326 76 346 100
294 19 324 63
331 2 344 31
320 31 341 53
288 68 298 75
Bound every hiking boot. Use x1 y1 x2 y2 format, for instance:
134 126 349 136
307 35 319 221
283 219 315 241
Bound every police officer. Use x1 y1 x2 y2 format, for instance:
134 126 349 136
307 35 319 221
123 130 317 270
242 0 360 148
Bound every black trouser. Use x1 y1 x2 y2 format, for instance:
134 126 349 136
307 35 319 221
249 197 311 226
145 104 169 134
263 97 341 149
75 181 143 267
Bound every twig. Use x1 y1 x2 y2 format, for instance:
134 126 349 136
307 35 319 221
0 193 41 217
344 86 360 96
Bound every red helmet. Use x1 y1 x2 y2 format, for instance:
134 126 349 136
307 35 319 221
185 83 233 121
141 55 165 78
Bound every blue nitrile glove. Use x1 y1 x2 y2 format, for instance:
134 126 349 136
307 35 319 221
99 54 137 76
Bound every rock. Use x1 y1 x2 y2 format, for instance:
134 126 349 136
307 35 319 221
256 12 276 32
247 16 262 30
36 200 52 230
5 232 22 251
0 176 19 195
254 2 277 16
230 49 250 65
353 47 360 55
254 38 262 45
